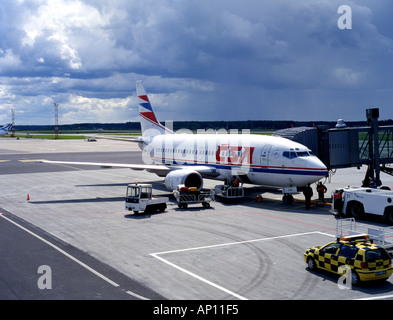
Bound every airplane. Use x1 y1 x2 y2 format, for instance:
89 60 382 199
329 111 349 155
0 124 12 136
40 81 328 202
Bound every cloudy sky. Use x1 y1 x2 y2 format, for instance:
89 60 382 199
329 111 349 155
1 0 393 125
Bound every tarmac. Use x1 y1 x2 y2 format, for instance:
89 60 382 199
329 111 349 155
1 137 393 300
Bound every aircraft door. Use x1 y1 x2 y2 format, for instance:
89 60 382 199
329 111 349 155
260 145 272 167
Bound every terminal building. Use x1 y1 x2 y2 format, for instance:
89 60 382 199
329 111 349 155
273 108 393 187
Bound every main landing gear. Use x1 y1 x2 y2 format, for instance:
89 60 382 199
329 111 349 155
281 186 297 205
282 194 294 205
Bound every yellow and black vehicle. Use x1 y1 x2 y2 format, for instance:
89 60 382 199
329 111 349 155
304 234 393 285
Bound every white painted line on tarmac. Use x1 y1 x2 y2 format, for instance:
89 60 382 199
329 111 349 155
126 290 150 300
151 252 248 300
356 294 393 300
154 231 323 255
151 231 325 300
0 212 120 287
1 212 150 299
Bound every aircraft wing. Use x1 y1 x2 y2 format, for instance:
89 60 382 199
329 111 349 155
37 160 219 177
38 160 169 172
84 134 144 143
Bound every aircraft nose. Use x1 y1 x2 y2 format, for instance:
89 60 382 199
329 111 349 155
310 156 328 176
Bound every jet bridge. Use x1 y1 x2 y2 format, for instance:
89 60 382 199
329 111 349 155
274 108 393 187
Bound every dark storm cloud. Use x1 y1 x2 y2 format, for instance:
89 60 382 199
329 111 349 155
0 0 393 124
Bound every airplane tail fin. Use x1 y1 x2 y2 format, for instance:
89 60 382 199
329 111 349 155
1 124 12 133
136 81 173 137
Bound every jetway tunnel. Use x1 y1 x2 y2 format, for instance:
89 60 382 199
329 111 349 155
273 108 393 187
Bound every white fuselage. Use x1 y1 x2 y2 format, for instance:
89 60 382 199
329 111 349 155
145 133 328 188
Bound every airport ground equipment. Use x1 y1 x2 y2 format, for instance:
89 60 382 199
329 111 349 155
331 187 393 225
336 218 393 255
173 185 214 209
281 186 298 204
214 185 244 201
304 233 393 285
125 183 168 214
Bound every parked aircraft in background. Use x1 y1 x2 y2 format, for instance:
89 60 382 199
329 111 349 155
40 81 328 202
0 124 12 136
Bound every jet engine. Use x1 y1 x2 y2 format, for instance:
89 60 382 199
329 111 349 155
164 170 203 191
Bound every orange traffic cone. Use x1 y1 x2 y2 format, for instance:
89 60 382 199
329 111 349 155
27 194 30 201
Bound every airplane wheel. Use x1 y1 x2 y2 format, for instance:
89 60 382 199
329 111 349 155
384 208 393 225
282 194 293 205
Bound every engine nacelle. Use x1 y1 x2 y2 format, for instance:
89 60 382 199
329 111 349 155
164 170 203 191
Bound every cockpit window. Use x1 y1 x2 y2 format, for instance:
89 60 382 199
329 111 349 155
296 151 310 157
283 151 311 159
283 151 296 159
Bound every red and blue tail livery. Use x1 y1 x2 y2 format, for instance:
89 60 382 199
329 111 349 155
136 80 173 136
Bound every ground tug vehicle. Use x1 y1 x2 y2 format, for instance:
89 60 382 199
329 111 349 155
125 183 168 214
331 186 393 225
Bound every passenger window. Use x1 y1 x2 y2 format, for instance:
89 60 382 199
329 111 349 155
140 187 151 199
127 188 139 197
322 243 341 255
339 245 358 259
366 248 390 262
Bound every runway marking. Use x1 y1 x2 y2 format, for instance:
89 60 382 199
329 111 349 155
356 294 393 300
151 231 329 300
18 159 47 162
126 290 150 300
0 211 150 300
151 252 248 300
0 212 119 286
42 161 133 178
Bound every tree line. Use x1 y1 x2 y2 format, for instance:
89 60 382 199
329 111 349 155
14 119 393 132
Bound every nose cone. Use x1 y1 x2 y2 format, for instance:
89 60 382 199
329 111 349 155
292 156 328 187
308 156 328 178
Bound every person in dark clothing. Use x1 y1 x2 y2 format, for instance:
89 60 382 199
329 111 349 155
303 183 313 210
316 182 327 203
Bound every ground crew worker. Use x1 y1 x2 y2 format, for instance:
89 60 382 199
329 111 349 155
303 183 313 210
316 182 327 203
